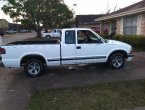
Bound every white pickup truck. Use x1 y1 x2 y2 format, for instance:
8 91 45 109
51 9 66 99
41 29 61 38
0 28 133 77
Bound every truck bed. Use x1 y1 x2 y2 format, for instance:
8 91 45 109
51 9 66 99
7 40 59 45
1 40 61 67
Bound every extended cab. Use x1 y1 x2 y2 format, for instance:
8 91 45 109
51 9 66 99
0 28 133 77
41 29 61 38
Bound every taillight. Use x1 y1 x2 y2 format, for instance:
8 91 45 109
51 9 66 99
0 48 6 54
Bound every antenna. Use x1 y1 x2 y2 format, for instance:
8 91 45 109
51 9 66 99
114 4 117 12
106 0 110 14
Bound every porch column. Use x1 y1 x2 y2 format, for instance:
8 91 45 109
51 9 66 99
120 17 124 35
100 22 103 34
109 21 112 34
137 14 142 35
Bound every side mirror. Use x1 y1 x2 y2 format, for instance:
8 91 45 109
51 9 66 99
97 38 103 43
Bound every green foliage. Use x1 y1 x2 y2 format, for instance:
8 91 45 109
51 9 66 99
114 35 145 50
99 33 109 39
1 0 73 37
99 34 145 51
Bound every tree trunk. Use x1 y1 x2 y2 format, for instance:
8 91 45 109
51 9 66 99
35 21 42 38
35 25 42 38
44 26 48 33
36 29 41 38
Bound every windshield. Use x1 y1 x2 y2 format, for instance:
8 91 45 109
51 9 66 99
92 31 109 43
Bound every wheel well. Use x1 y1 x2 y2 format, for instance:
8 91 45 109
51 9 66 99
46 35 51 37
20 55 46 66
107 50 128 61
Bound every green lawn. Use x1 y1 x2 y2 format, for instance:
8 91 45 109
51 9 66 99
29 80 145 110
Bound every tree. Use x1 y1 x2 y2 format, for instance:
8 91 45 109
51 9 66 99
2 0 73 37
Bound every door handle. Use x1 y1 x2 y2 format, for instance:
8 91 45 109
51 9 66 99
76 46 81 49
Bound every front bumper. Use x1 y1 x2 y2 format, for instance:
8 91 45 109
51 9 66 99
127 53 134 61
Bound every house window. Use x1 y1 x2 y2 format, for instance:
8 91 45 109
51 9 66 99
102 23 109 34
123 15 137 35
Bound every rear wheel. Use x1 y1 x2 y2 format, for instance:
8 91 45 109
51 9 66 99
46 35 50 39
24 59 44 78
108 53 125 69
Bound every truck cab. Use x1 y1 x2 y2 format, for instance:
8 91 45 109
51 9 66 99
60 28 108 65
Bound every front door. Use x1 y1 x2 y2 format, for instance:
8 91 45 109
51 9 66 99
76 30 107 64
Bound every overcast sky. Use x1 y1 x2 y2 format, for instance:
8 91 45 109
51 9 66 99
0 0 142 23
64 0 142 14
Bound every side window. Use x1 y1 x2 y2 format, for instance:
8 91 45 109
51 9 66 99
77 30 100 44
65 30 76 44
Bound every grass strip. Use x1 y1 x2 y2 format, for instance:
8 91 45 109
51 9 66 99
28 80 145 110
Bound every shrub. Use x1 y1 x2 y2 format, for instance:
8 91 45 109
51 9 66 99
99 33 109 39
114 35 145 50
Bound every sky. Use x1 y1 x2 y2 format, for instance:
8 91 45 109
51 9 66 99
0 0 142 23
64 0 142 15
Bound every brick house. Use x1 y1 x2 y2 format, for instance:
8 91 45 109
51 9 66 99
95 0 145 36
75 14 104 33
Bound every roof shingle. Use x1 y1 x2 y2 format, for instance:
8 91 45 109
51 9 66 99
109 0 145 16
76 14 104 24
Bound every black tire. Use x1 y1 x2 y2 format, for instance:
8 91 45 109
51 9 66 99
108 53 125 69
24 59 44 78
46 35 50 39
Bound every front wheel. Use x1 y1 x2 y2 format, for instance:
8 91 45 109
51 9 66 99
24 59 44 78
108 53 125 69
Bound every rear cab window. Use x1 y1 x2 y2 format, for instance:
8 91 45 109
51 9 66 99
65 30 76 44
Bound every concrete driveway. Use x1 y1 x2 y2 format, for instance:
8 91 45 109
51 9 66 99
0 52 145 110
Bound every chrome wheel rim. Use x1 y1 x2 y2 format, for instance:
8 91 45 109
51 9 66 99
112 56 123 68
27 62 41 75
46 36 50 39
